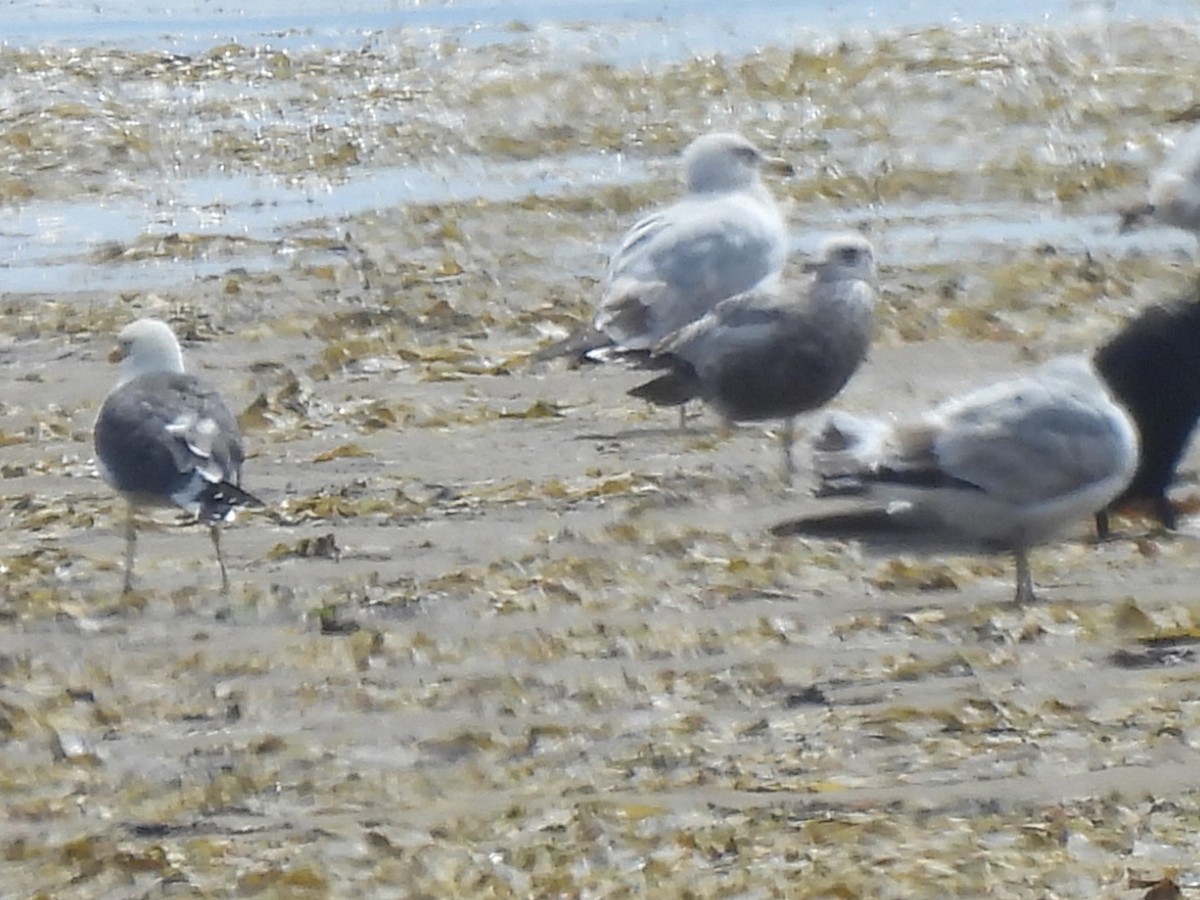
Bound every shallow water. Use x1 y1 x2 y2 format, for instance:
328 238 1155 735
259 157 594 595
7 0 1198 50
3 0 1199 295
2 152 644 292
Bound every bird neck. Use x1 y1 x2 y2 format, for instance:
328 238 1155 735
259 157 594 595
118 347 185 385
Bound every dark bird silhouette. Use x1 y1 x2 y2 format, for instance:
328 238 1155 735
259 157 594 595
1092 295 1200 537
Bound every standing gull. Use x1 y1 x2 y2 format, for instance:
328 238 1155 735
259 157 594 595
93 318 262 594
806 355 1138 604
1093 295 1200 537
1120 124 1200 238
628 234 877 478
535 131 791 363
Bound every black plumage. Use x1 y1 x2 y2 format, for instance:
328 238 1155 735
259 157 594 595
1093 295 1200 536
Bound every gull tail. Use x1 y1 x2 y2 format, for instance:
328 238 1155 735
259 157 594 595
812 411 984 497
187 480 265 520
531 326 612 366
811 410 893 496
627 361 701 407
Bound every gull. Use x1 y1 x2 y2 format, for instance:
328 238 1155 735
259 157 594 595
1093 294 1200 537
808 355 1138 603
627 234 877 478
1120 124 1200 238
93 318 262 594
535 131 791 364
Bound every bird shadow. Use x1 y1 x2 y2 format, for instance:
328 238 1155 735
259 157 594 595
769 506 1004 557
574 426 730 441
574 420 762 442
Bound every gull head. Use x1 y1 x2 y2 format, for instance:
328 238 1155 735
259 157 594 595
806 234 877 282
111 318 186 384
1146 170 1200 235
682 132 792 194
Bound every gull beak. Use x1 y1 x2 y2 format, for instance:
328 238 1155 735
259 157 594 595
108 344 128 364
761 154 795 178
1117 200 1154 234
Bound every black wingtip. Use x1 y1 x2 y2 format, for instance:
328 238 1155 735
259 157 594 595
530 326 612 366
869 466 986 493
627 377 692 406
627 359 700 407
811 476 871 498
198 481 264 522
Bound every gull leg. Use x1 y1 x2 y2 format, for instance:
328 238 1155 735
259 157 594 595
779 417 796 485
122 505 137 594
1094 508 1112 541
1013 548 1038 604
210 524 230 595
1153 493 1178 530
678 402 689 433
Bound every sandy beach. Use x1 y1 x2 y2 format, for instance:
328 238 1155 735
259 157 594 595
4 6 1200 896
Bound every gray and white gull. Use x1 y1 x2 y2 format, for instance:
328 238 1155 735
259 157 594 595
808 355 1138 603
93 318 262 594
535 131 791 363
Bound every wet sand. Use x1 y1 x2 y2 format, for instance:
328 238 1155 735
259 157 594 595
4 13 1200 899
5 303 1200 896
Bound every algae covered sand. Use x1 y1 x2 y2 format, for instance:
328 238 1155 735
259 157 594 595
3 12 1200 897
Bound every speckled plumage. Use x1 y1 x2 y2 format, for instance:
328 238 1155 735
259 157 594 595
629 234 876 476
